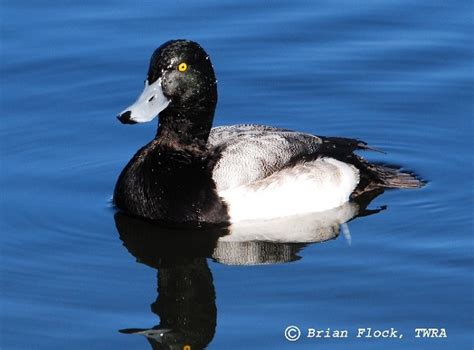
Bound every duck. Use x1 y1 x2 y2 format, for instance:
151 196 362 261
114 39 423 227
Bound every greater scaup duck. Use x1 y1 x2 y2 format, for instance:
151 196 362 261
114 40 423 227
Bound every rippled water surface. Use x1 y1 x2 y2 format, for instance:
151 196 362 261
1 1 473 349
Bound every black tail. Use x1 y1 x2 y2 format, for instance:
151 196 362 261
365 162 425 189
319 136 425 192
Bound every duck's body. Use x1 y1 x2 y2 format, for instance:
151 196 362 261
114 137 229 225
114 40 422 227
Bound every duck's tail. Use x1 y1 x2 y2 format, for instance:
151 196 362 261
319 136 425 191
368 163 425 189
351 156 425 198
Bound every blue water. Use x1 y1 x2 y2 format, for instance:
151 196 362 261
1 1 473 349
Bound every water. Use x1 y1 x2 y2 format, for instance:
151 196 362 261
1 1 472 349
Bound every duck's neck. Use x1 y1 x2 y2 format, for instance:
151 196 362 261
156 106 215 150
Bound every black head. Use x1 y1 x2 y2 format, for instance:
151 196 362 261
117 40 218 144
148 40 217 109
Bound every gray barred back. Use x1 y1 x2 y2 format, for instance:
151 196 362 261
208 124 323 191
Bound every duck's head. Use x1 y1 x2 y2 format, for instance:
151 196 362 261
117 40 217 143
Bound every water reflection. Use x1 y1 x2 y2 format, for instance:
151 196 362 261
115 190 383 349
119 256 217 350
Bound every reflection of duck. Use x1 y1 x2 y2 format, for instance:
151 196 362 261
113 39 423 227
116 214 222 350
116 189 382 267
120 257 216 350
114 190 383 348
213 189 384 265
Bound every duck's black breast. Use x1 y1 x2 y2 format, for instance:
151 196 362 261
113 140 229 226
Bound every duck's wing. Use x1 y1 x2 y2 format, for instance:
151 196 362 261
207 124 364 192
208 124 422 193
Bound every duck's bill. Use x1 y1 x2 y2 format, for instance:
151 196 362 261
117 78 170 124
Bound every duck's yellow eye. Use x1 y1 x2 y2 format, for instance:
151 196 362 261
178 62 188 72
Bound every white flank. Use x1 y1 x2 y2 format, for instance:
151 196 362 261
218 157 360 223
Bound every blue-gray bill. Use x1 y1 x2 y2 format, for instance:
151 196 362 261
117 78 170 124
